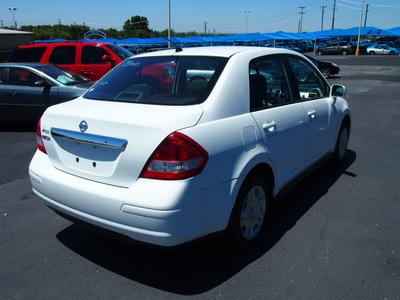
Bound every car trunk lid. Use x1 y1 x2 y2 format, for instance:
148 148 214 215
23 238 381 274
40 98 203 187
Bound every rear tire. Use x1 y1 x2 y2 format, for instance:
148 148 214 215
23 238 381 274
320 67 331 78
369 51 375 55
230 175 271 250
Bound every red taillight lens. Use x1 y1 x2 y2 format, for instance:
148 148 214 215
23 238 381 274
141 132 209 180
36 119 47 154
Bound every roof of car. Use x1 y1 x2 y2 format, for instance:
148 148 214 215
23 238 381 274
17 41 113 48
0 62 51 68
135 46 300 58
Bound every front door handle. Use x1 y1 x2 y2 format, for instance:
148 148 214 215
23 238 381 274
8 90 18 96
263 121 276 133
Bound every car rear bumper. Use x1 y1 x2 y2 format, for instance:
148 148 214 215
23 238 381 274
29 150 231 246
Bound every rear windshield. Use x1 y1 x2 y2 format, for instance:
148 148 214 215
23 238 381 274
8 47 46 62
84 56 228 105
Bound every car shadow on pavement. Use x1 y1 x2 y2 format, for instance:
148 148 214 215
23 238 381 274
56 150 356 295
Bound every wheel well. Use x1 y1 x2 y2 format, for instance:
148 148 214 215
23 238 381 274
245 163 275 196
340 114 351 140
342 115 351 130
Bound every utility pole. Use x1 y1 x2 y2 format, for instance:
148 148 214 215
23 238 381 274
332 0 336 29
204 22 208 35
58 19 62 37
245 10 250 33
364 4 369 27
168 0 171 48
298 6 305 33
321 6 327 31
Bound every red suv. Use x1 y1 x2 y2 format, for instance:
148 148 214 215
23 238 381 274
8 41 133 80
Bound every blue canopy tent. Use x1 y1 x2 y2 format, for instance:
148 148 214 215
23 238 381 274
388 27 400 35
340 26 400 36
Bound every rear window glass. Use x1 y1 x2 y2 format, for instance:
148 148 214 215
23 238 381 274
84 56 228 105
8 47 46 62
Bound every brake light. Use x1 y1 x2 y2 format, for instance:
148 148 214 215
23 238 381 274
141 132 208 180
36 118 47 154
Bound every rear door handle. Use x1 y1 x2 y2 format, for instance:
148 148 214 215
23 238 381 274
8 90 18 96
308 110 316 119
263 121 276 133
81 69 93 76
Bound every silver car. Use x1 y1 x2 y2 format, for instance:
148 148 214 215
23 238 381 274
0 63 94 123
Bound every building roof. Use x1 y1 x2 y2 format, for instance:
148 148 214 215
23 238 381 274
0 28 33 35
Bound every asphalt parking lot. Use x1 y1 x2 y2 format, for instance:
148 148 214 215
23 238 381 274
1 54 399 299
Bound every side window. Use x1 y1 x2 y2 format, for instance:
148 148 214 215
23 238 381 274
49 46 76 65
288 57 329 100
249 57 291 111
82 46 110 64
0 68 6 84
9 68 42 86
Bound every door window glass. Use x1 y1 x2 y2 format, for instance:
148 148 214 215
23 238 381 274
82 46 110 64
249 57 291 111
287 57 329 100
9 68 42 86
49 46 76 64
0 68 6 84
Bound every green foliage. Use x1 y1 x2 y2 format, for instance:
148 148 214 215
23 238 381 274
18 16 202 41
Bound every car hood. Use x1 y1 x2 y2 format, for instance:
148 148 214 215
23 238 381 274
40 98 204 187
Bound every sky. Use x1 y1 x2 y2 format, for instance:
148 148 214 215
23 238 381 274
2 0 400 34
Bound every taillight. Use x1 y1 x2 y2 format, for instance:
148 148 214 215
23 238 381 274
36 118 47 154
141 132 208 180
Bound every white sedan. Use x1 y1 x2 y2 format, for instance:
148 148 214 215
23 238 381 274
29 47 351 248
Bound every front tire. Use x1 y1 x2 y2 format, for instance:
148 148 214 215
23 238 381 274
333 124 349 164
230 175 270 249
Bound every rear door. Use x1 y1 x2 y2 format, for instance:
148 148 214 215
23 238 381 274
0 67 6 120
249 56 308 188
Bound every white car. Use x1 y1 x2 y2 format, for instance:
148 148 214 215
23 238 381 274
29 47 351 248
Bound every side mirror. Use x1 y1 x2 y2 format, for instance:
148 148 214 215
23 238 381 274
35 80 51 87
330 84 346 97
102 54 116 69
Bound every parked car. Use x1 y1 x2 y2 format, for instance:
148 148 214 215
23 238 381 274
29 47 351 249
367 44 400 55
316 41 354 55
0 63 93 123
304 54 340 78
8 41 133 80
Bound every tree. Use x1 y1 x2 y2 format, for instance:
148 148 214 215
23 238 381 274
123 16 149 32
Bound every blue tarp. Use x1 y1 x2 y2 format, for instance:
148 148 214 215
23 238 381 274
339 26 399 37
38 26 399 46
